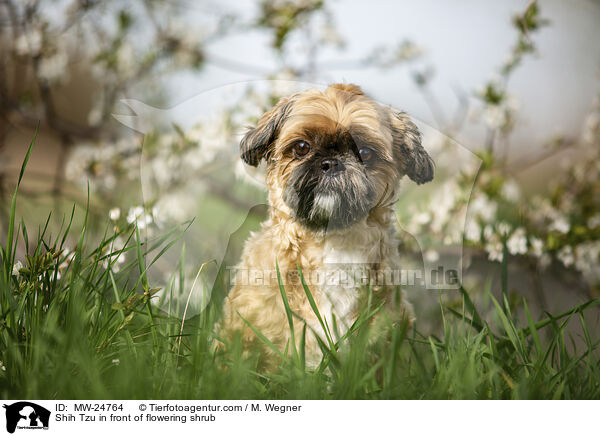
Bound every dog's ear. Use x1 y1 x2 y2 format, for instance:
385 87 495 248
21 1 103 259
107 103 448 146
389 110 434 184
240 96 296 166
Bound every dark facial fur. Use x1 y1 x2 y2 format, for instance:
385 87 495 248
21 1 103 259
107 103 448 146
282 128 377 231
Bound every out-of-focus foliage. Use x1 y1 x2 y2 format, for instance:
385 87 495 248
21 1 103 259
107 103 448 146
0 0 234 136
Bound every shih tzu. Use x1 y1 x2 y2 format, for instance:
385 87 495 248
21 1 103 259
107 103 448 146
220 83 434 367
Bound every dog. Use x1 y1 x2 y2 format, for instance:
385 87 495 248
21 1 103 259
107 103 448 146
220 83 434 368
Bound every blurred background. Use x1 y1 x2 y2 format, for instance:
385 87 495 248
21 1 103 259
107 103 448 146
1 0 599 329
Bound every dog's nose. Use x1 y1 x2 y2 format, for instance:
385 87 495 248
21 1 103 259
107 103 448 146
321 158 345 174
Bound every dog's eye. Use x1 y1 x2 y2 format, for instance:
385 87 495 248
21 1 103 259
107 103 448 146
293 140 310 157
359 147 374 162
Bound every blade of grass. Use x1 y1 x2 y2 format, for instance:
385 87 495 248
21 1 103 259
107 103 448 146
237 311 286 360
5 124 37 278
177 260 212 360
501 238 509 312
297 265 335 350
490 293 527 364
275 261 299 363
523 298 542 359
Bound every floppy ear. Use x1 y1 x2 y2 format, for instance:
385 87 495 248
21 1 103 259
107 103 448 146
389 110 434 184
240 96 296 166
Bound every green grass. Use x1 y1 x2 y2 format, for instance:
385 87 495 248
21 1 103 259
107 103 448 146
1 133 599 400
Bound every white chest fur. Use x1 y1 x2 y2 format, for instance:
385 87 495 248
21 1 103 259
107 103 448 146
310 234 379 333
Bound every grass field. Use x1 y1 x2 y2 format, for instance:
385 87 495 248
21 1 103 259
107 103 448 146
1 135 599 400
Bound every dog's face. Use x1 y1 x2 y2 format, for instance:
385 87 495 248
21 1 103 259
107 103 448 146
241 84 434 231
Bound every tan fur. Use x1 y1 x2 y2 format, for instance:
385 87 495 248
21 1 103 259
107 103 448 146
220 83 433 369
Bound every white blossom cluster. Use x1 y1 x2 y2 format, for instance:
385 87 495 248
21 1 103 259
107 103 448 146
401 95 600 288
65 137 142 192
473 78 521 132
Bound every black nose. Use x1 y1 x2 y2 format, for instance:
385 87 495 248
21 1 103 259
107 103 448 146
321 158 345 174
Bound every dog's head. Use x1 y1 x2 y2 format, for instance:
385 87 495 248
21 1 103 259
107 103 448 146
241 83 434 231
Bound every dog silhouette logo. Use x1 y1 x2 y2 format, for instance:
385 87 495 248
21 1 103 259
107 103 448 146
2 402 50 433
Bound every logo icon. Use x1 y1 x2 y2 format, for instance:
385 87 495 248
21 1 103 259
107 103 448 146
2 402 50 434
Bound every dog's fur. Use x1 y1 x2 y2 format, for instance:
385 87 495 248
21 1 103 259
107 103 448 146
220 83 434 367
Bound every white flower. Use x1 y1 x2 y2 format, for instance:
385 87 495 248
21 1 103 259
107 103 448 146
497 222 512 236
38 51 69 82
557 246 574 267
414 211 431 225
126 206 141 223
501 179 520 202
126 206 144 224
14 28 42 55
185 114 229 166
87 102 103 125
395 40 423 61
464 219 481 242
531 196 554 220
502 53 517 70
529 237 544 258
486 241 504 262
154 191 196 223
12 261 23 277
126 206 153 230
574 242 600 283
483 225 494 241
483 105 507 129
109 208 121 221
469 195 497 222
587 214 600 229
403 208 431 235
103 236 126 272
550 216 570 234
506 228 527 255
112 236 125 252
430 180 459 233
138 215 153 230
424 249 439 263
